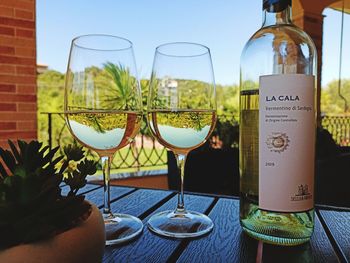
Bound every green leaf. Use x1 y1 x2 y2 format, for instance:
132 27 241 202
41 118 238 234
41 146 59 167
0 148 16 173
13 166 26 178
8 140 21 164
0 162 8 179
64 144 84 161
51 155 64 167
77 159 98 175
17 140 27 154
39 145 50 156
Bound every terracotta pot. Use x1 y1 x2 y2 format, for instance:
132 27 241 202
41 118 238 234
0 203 105 263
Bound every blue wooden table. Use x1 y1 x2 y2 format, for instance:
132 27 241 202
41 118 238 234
62 184 350 263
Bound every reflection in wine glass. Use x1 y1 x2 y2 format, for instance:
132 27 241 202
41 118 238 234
147 42 217 238
64 34 143 245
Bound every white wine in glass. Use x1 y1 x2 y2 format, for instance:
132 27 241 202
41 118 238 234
148 109 216 154
64 34 143 245
147 42 217 238
66 111 141 155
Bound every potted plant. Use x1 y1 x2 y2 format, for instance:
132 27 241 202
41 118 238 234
0 140 105 263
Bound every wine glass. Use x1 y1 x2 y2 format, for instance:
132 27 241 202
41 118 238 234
64 34 143 245
147 42 217 238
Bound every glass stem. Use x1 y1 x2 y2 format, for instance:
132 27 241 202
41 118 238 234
101 155 112 215
175 153 187 213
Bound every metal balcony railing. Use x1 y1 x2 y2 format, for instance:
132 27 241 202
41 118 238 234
39 112 239 171
321 115 350 146
39 113 167 171
41 113 350 171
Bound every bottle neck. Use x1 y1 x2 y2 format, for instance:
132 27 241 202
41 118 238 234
262 2 292 27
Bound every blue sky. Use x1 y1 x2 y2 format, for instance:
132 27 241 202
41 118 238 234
37 0 350 87
323 8 350 86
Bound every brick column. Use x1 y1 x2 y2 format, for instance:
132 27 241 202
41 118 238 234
0 0 37 148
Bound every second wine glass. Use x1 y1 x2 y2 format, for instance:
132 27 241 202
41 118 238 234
147 42 217 238
64 34 143 245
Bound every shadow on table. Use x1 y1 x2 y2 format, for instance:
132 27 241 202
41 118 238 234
167 127 350 208
237 232 315 263
262 242 314 263
316 127 350 208
167 147 239 196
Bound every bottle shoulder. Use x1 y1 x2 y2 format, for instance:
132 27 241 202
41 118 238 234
240 23 317 86
242 24 316 58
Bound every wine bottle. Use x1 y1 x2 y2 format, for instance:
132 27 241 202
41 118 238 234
239 0 317 245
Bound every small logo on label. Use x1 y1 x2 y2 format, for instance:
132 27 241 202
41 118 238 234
291 184 312 202
266 132 290 153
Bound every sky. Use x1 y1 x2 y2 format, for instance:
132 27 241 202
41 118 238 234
323 8 350 86
37 0 350 87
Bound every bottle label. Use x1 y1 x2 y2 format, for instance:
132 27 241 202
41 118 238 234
259 74 315 212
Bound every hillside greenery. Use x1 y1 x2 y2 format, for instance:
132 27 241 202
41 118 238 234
37 69 350 152
37 69 239 143
321 79 350 114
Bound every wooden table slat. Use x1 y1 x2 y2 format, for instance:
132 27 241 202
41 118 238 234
84 185 135 208
59 182 68 188
178 198 339 263
72 184 349 263
177 198 257 263
262 215 340 263
105 193 215 263
319 210 350 262
61 183 101 196
109 188 173 217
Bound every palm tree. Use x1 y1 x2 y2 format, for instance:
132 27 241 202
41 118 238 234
102 62 138 110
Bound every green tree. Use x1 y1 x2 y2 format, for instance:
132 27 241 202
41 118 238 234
216 84 239 117
37 70 241 144
101 62 140 110
37 70 65 144
321 79 350 114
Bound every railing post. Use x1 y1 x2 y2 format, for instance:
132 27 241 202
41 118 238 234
48 113 52 150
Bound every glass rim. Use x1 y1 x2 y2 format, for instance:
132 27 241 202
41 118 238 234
155 42 210 58
72 34 133 51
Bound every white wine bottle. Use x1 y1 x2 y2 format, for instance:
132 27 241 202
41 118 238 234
239 0 317 245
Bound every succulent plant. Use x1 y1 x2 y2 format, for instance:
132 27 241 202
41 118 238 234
0 140 98 249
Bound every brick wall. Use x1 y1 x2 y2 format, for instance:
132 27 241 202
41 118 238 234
0 0 37 148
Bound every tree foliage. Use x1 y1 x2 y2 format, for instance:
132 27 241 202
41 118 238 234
321 79 350 114
38 69 350 148
37 70 241 142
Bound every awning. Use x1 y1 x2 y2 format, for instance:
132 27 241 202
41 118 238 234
329 0 350 14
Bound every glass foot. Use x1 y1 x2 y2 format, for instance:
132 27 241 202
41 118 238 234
104 213 143 245
147 210 213 238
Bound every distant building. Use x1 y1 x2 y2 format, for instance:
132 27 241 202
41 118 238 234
161 78 178 108
37 64 49 74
